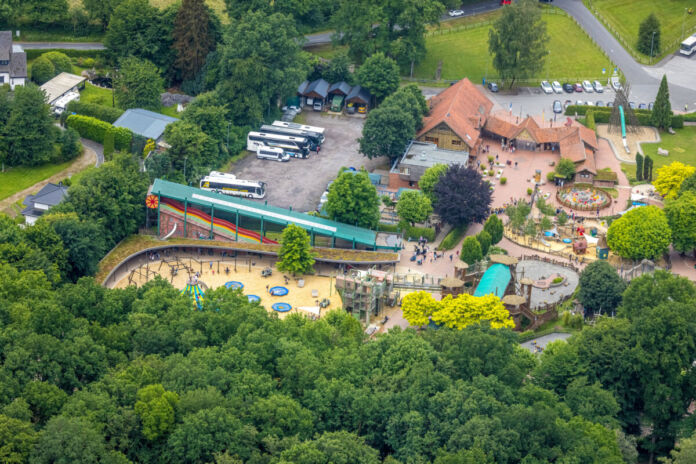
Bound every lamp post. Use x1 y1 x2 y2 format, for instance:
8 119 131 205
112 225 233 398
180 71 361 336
650 31 656 64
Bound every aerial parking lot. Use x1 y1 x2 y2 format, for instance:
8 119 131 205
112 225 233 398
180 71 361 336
230 112 384 213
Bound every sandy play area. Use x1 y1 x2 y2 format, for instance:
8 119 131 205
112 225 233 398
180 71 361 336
596 125 658 162
114 260 343 319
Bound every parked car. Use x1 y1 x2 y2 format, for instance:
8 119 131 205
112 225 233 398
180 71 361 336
562 83 574 93
553 100 562 113
611 77 622 91
574 83 583 92
281 105 301 113
592 80 604 93
540 80 553 94
448 9 464 16
638 103 647 109
551 81 563 94
596 100 604 107
564 99 572 109
576 100 584 106
629 101 636 109
586 101 595 106
346 102 356 114
313 101 323 111
487 82 499 92
648 102 654 110
582 80 594 92
607 101 614 107
357 105 367 114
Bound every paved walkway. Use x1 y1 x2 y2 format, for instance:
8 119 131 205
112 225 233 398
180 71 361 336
0 144 97 214
520 332 572 352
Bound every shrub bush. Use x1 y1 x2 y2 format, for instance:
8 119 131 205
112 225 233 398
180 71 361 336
377 223 400 233
438 224 467 250
671 115 684 129
31 56 55 84
66 114 111 143
683 112 696 122
66 101 124 124
111 126 133 151
103 129 115 161
546 171 556 182
500 177 507 185
527 187 533 195
43 51 72 74
405 225 435 242
552 276 564 284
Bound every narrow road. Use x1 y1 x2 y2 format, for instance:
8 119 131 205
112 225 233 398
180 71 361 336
80 138 105 167
17 41 105 50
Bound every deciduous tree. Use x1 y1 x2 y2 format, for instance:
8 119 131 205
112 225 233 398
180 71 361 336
578 260 626 316
114 57 164 111
30 56 55 84
82 0 125 29
401 290 439 326
654 161 695 199
476 230 492 255
620 270 696 320
134 384 179 441
607 205 671 260
276 224 316 276
488 0 548 88
460 236 482 265
359 106 415 161
355 52 400 104
637 13 661 56
418 163 447 203
433 165 492 226
484 214 504 244
433 294 514 330
326 170 380 228
3 84 55 166
396 190 432 225
555 158 576 180
665 192 696 255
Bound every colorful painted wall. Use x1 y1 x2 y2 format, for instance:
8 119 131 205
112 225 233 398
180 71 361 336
159 198 277 244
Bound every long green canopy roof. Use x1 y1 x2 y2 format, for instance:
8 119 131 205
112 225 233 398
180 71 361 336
151 179 377 247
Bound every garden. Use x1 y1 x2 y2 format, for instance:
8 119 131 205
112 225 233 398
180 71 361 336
621 126 696 183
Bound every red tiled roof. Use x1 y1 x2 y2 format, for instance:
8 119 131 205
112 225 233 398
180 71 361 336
484 115 519 139
418 78 494 149
559 132 586 163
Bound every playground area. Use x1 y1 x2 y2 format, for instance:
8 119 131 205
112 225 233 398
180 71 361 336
596 124 658 163
113 258 342 319
557 185 611 210
516 260 579 308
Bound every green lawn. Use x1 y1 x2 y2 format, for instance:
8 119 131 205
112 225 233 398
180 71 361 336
413 9 615 83
584 0 696 61
621 126 696 183
80 82 181 118
0 161 74 201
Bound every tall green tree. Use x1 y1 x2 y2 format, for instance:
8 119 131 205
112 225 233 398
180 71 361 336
3 84 55 166
326 170 380 228
418 164 447 203
679 172 696 197
215 11 308 127
635 153 644 181
163 121 220 184
359 106 415 161
637 13 661 56
43 214 107 282
555 158 576 180
578 260 626 316
476 230 491 255
396 190 432 225
460 236 483 265
172 0 216 81
484 214 504 244
82 0 124 29
664 192 696 255
355 52 400 104
651 75 672 130
620 270 696 320
607 205 671 260
644 154 653 182
322 51 353 84
114 57 164 111
276 224 316 276
488 0 549 88
30 56 55 85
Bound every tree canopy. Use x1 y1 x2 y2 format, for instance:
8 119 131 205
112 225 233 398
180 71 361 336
654 161 696 200
607 205 671 260
355 52 400 104
651 75 672 130
483 214 504 245
114 57 164 111
396 190 432 225
276 224 316 275
637 13 661 56
665 192 696 255
433 165 492 226
460 236 483 265
578 260 626 316
418 163 447 203
326 170 380 229
359 106 415 161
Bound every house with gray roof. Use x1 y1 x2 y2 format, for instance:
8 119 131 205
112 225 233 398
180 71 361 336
22 182 69 225
113 109 178 144
0 31 26 89
328 81 352 97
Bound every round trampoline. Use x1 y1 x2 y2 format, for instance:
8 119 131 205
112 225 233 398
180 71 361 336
269 286 289 296
247 294 261 303
544 231 554 237
272 302 292 312
225 281 244 290
562 238 572 244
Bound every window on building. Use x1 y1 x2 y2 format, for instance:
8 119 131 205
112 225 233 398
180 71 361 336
0 76 4 84
451 140 461 146
424 136 438 144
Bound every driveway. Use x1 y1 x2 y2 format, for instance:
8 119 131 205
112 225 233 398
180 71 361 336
229 111 384 212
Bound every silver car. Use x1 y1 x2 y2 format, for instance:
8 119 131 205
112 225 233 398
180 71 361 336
552 81 563 94
582 80 594 93
540 81 553 94
592 80 604 93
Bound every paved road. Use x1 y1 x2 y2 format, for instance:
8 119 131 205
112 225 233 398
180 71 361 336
520 332 572 353
80 138 105 166
17 41 105 50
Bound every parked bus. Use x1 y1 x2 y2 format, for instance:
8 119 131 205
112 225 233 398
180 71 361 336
246 131 310 158
680 35 696 56
199 171 266 199
256 147 290 162
259 124 323 150
271 121 325 143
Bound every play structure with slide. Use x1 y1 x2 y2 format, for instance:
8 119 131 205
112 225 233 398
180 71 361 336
181 276 206 309
619 105 630 154
160 198 278 244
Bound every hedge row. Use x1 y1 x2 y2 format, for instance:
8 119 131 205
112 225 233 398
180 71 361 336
566 106 683 128
66 114 132 150
437 224 467 251
25 49 107 60
66 101 124 124
683 112 696 122
405 225 436 242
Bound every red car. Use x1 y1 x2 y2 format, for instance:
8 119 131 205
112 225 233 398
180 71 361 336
574 83 583 92
500 0 511 4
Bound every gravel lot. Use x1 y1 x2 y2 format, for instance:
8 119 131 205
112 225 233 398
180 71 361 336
230 112 384 212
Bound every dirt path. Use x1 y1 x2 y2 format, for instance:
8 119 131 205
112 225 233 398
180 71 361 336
0 145 97 215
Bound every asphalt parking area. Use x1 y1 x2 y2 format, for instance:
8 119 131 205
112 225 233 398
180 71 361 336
230 111 383 212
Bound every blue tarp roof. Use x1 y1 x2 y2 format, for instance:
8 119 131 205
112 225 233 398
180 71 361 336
113 109 178 140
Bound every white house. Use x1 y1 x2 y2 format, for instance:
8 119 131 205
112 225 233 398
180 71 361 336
21 183 69 225
0 31 26 89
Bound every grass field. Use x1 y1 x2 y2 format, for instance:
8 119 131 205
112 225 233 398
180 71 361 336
0 161 74 201
413 9 615 83
621 126 696 183
584 0 696 60
80 82 181 118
